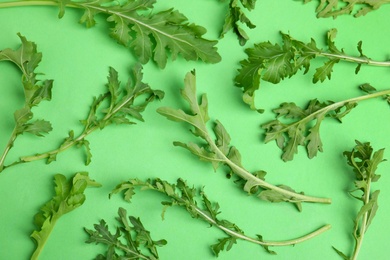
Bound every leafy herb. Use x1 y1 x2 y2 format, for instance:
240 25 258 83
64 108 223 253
31 172 101 260
0 0 221 68
1 64 163 172
157 70 331 207
235 29 390 110
219 0 257 45
85 207 167 260
301 0 390 18
262 87 390 161
0 33 53 172
333 141 386 260
111 178 331 256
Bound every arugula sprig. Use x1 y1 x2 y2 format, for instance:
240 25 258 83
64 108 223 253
157 70 331 207
333 141 386 260
3 64 163 171
31 172 101 260
219 0 257 46
0 34 53 172
85 207 167 260
301 0 390 18
262 86 390 161
235 29 390 110
0 0 221 68
111 178 331 256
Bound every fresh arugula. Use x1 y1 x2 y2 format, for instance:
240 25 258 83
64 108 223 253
262 86 390 161
235 29 390 110
111 178 331 256
333 141 386 260
301 0 390 18
85 207 167 260
31 172 101 260
0 34 53 172
4 64 163 169
219 0 257 45
0 0 221 68
157 70 331 207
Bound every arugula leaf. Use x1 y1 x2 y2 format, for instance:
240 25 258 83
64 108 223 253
85 207 167 260
111 178 331 256
0 0 221 68
235 29 390 110
14 64 164 167
0 34 53 172
219 0 257 45
262 87 390 161
333 141 386 259
301 0 390 18
31 172 101 260
157 70 331 206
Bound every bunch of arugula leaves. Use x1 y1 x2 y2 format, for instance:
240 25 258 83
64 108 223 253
110 177 331 256
235 28 390 110
0 34 164 173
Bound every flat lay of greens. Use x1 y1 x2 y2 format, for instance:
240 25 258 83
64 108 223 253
0 0 389 259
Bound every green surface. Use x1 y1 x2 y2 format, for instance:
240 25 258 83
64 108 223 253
1 0 390 259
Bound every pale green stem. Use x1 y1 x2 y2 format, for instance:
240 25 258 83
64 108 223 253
351 180 371 260
193 205 331 247
0 127 18 172
311 51 390 67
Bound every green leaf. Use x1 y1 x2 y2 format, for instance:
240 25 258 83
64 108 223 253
235 29 390 109
31 172 100 260
52 0 221 68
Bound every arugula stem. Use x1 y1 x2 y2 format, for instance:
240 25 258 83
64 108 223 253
193 205 331 246
351 180 371 260
312 51 390 67
205 133 331 204
276 89 390 137
30 215 59 260
115 243 150 260
0 127 18 172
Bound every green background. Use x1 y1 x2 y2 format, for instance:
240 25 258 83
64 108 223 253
1 0 390 259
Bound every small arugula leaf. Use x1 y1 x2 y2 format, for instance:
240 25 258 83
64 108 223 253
0 0 221 68
157 70 331 205
111 178 331 256
14 64 163 167
85 207 167 259
0 34 53 172
235 29 390 109
219 0 257 45
301 0 390 18
333 141 386 259
31 172 101 260
262 88 390 161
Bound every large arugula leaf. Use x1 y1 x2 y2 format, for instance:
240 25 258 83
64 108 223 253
0 34 53 172
85 207 167 259
235 29 390 110
333 141 386 259
157 70 331 206
111 178 331 256
0 0 221 68
262 87 390 161
31 172 101 259
301 0 390 18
